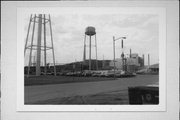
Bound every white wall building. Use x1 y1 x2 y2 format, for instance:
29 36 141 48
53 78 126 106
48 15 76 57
109 53 143 72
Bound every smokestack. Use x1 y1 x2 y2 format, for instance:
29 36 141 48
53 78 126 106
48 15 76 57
130 49 132 58
121 39 123 49
33 56 36 66
148 54 150 68
142 54 144 67
102 55 105 69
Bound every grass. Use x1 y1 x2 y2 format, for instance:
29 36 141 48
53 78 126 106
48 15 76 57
25 75 114 86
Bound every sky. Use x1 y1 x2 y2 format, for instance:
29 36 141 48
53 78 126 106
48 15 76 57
24 13 159 66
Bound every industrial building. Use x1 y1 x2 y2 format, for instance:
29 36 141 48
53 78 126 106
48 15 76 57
109 53 144 73
149 63 159 74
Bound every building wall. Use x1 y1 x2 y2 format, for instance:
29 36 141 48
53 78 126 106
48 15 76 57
109 53 144 72
127 57 139 66
109 58 123 70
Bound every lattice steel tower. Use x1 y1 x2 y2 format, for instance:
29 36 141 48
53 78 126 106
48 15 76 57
24 14 56 76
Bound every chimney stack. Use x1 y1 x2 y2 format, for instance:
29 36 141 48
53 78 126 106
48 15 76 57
142 54 144 67
148 54 150 68
121 39 123 49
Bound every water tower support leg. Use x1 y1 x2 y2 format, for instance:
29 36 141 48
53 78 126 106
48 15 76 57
83 35 86 62
28 15 36 76
95 34 98 70
24 14 32 56
44 14 47 75
89 36 91 71
49 14 56 76
36 14 42 76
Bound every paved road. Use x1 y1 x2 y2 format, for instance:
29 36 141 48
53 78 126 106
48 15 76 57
25 75 158 104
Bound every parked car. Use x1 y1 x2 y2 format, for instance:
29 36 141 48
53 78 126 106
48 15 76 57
82 70 92 77
40 72 45 75
100 71 108 77
92 72 101 77
46 72 53 75
66 72 74 76
105 71 114 77
74 71 82 77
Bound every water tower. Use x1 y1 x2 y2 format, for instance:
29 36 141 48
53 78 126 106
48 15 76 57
83 26 98 71
24 14 56 76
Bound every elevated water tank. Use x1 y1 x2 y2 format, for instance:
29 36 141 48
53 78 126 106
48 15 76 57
85 26 96 36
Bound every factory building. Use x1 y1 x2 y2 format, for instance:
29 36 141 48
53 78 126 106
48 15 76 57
149 63 159 74
109 53 144 72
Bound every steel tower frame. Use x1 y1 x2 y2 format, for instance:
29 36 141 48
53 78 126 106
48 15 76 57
83 33 98 71
24 14 56 76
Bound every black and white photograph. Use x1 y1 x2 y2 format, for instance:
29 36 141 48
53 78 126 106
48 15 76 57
1 1 179 120
20 7 166 110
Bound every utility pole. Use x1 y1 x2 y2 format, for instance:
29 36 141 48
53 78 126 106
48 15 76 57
113 36 116 80
121 39 124 71
113 36 126 79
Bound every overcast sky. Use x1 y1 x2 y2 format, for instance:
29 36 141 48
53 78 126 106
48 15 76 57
24 13 159 66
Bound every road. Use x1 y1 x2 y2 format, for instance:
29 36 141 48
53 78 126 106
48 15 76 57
25 75 158 104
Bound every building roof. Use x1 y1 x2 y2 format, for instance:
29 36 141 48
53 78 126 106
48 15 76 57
149 63 159 69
